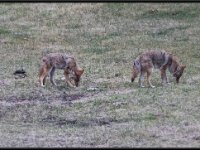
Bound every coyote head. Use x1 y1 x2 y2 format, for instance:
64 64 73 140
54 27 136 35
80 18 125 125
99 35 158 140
173 65 186 83
131 60 141 82
70 67 84 87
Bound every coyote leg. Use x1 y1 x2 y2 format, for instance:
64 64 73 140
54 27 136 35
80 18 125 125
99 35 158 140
147 69 155 88
139 72 145 88
39 65 51 87
49 67 57 86
64 70 75 88
160 66 169 85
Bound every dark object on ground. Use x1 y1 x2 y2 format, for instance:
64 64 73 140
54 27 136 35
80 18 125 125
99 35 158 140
14 68 26 75
13 68 27 79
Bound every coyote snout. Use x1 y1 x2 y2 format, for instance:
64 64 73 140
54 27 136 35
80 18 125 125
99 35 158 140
173 65 186 83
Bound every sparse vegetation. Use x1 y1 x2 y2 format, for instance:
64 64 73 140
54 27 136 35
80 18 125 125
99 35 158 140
0 3 200 147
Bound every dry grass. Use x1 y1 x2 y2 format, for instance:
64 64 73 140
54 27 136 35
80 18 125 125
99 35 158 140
0 3 200 147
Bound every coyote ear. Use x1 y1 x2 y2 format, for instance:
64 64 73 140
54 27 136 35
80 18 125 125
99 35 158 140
134 60 140 69
75 68 84 76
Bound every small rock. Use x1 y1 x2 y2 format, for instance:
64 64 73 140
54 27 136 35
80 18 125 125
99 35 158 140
115 73 121 77
150 134 160 138
87 87 98 91
193 136 200 140
184 122 189 126
113 102 127 107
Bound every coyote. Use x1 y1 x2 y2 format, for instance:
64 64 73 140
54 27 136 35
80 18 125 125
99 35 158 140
38 53 84 87
131 50 186 88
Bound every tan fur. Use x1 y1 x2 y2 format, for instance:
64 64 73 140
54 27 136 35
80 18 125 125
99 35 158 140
131 50 186 88
38 53 84 87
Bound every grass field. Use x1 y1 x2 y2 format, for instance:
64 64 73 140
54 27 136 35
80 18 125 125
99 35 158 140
0 3 200 147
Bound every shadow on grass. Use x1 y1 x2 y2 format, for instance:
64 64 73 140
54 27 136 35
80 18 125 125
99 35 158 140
40 113 163 128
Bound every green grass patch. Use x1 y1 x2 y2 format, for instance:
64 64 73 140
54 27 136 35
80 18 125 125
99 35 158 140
138 6 200 21
0 28 11 35
0 3 200 147
84 47 111 54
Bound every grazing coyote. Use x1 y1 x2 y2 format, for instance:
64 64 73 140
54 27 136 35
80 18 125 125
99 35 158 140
131 50 186 88
38 53 84 87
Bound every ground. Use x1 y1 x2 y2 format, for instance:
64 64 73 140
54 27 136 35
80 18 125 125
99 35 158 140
0 3 200 147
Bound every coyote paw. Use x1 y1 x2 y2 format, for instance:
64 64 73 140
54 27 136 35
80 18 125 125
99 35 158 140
140 85 145 88
162 82 170 86
67 83 76 88
150 85 155 88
